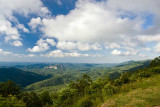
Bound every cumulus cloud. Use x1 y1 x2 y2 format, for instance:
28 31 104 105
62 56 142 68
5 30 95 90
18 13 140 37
0 20 20 42
2 0 160 61
12 40 23 47
111 49 122 56
27 38 56 52
105 43 121 49
0 0 49 46
39 1 141 44
111 49 139 56
45 50 90 58
16 24 29 33
28 17 42 30
31 0 160 58
57 41 101 51
0 49 12 55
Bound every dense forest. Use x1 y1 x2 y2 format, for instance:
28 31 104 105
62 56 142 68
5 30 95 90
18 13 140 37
0 57 160 107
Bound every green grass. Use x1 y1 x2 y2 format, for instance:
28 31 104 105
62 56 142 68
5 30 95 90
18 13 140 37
101 75 160 107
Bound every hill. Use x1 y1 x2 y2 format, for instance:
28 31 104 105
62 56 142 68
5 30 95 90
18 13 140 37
24 74 77 92
0 67 49 87
0 57 159 107
24 60 150 92
101 74 160 107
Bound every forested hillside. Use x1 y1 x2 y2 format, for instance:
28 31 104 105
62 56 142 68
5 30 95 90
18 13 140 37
0 67 49 87
0 57 159 107
23 60 150 92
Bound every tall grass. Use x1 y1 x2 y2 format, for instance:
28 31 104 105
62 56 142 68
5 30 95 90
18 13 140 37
101 75 160 107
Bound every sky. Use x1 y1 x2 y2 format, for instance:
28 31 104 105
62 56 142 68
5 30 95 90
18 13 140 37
0 0 160 63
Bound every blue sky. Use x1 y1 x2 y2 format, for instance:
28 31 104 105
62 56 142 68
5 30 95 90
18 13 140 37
0 0 160 63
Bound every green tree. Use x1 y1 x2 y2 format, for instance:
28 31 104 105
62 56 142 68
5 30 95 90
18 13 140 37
21 92 42 107
150 56 160 67
102 82 115 96
0 80 20 97
39 91 52 105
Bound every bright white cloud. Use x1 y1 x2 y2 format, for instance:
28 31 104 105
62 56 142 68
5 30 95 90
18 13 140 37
27 38 56 52
16 24 29 33
45 50 90 58
39 0 144 44
0 20 20 42
0 0 49 46
35 0 159 59
111 49 139 56
105 43 121 49
1 0 160 62
12 40 23 47
28 17 42 30
57 41 101 51
111 49 122 56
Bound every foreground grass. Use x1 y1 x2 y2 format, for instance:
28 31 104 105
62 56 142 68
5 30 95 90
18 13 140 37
101 75 160 107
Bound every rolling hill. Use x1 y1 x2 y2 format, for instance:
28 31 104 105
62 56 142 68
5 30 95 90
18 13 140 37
0 67 49 87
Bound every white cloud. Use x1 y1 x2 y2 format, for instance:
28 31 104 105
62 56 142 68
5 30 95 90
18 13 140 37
28 0 160 59
27 38 56 52
138 34 160 43
45 50 90 58
111 49 139 56
12 40 23 47
2 0 160 61
0 49 12 55
16 24 29 33
105 43 121 49
0 0 49 46
39 0 143 44
107 0 160 15
154 43 160 53
35 0 160 58
0 20 20 42
28 17 42 30
0 0 49 17
57 41 77 50
46 38 56 46
111 49 122 56
57 41 101 51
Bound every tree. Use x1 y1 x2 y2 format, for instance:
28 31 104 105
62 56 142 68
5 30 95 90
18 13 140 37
102 82 115 96
77 74 93 95
119 72 131 84
21 92 42 107
39 91 52 105
150 56 160 67
0 80 20 97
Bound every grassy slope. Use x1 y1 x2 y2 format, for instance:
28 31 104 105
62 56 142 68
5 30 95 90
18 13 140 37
101 75 160 107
